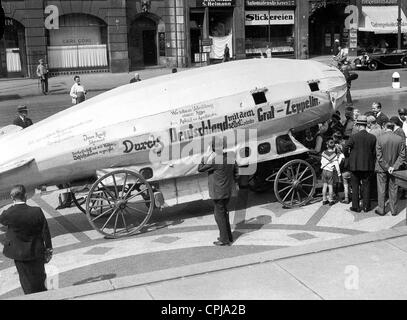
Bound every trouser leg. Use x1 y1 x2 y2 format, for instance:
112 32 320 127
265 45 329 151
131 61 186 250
14 259 47 295
351 172 360 209
214 199 229 243
223 199 233 242
361 171 372 209
389 175 399 215
377 171 387 213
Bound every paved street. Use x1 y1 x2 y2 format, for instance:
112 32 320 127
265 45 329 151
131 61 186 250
0 62 407 300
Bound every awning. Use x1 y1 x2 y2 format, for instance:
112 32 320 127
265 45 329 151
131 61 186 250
359 6 407 34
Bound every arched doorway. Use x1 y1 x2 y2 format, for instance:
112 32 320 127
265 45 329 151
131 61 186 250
128 15 158 69
1 18 27 77
309 2 348 56
47 14 108 71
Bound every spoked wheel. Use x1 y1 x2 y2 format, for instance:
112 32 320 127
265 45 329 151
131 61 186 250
274 159 316 208
402 58 407 68
71 187 100 217
368 60 378 71
86 169 154 239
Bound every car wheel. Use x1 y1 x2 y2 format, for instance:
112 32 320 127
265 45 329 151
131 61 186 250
368 60 378 71
402 57 407 68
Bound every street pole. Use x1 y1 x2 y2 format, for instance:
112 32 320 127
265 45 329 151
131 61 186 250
398 0 402 51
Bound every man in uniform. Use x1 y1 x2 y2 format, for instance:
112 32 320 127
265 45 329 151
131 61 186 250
36 59 48 95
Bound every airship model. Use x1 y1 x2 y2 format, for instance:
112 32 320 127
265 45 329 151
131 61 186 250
0 58 347 238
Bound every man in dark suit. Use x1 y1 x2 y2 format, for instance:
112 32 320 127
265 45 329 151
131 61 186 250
344 115 377 213
375 122 406 216
372 102 389 128
198 136 239 246
0 185 53 294
13 105 33 129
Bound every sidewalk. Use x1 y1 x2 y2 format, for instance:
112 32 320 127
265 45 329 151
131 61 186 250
1 59 406 101
12 226 407 300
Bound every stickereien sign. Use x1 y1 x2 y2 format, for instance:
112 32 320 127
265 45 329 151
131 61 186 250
245 0 295 6
361 0 398 5
245 11 295 26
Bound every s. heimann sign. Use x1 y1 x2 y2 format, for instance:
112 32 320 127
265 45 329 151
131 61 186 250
245 11 295 26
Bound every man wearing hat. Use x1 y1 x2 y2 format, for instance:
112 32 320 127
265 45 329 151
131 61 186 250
344 115 377 213
36 59 48 95
367 115 382 138
13 105 33 129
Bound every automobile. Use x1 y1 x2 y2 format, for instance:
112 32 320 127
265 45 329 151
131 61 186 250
353 48 407 71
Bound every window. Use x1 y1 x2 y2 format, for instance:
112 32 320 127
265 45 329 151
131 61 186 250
252 92 267 105
276 135 296 155
308 82 319 92
239 147 251 158
258 142 271 155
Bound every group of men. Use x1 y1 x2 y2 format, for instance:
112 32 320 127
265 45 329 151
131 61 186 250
338 102 406 216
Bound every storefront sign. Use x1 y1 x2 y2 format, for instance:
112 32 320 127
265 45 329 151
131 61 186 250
245 0 295 6
362 0 398 5
198 0 235 6
245 11 295 25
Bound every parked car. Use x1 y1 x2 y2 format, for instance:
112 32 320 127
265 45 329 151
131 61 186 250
353 48 407 71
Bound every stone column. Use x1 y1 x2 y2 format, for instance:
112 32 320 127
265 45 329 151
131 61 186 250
296 0 309 59
233 0 245 60
107 0 129 73
24 0 46 78
163 0 186 67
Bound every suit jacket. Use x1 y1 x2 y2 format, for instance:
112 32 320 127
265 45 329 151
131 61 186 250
198 152 239 200
0 204 52 261
375 131 406 172
13 116 33 129
376 112 389 127
345 130 376 172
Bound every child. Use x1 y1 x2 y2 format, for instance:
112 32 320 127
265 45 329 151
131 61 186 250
332 131 351 204
321 139 341 205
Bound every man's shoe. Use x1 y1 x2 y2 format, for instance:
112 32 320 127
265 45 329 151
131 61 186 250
341 199 350 204
213 240 231 246
322 200 329 205
329 201 335 206
363 207 371 212
391 212 399 216
349 207 361 213
374 209 386 216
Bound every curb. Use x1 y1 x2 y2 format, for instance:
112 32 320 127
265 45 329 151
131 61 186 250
352 86 407 99
11 225 407 300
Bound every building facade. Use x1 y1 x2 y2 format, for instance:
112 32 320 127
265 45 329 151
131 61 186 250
1 0 406 78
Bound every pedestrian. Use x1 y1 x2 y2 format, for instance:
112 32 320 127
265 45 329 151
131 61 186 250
367 115 383 138
397 108 407 143
342 106 354 140
198 136 239 246
223 44 230 62
332 39 340 56
327 112 344 137
13 105 33 129
36 59 48 95
130 73 141 83
344 115 377 213
371 102 389 128
341 60 357 105
390 116 406 141
70 75 86 105
0 185 53 294
301 44 308 59
265 45 272 59
375 122 406 216
321 139 341 206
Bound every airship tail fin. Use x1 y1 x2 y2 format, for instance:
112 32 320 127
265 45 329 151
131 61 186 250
0 158 35 175
0 124 23 139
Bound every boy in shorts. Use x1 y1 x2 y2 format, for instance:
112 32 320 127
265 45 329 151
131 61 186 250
321 139 341 205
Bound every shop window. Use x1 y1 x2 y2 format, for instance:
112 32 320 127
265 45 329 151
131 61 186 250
252 92 267 105
140 167 153 180
276 135 296 155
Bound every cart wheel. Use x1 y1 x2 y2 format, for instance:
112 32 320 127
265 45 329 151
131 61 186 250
368 60 378 71
274 159 316 208
402 57 407 68
86 169 154 239
72 188 101 217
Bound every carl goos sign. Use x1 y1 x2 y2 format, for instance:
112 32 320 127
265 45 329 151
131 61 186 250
245 10 295 26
